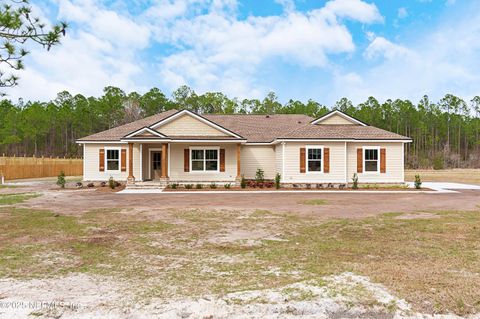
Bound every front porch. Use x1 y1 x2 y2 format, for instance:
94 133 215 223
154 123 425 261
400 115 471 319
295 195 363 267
125 142 243 188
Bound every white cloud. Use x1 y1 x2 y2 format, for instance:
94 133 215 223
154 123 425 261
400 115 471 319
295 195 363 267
330 7 480 104
364 36 413 60
146 0 383 98
397 7 408 19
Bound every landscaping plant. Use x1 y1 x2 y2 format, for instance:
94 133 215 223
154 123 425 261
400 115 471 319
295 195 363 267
196 184 203 189
240 176 246 189
224 183 231 189
352 173 359 190
255 168 265 184
275 173 281 189
414 174 422 189
108 177 116 189
185 184 193 189
210 183 217 189
56 171 66 189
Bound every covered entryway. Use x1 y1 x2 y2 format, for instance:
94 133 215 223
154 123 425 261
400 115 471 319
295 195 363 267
151 150 162 180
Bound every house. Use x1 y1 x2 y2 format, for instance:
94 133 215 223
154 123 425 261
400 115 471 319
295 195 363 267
76 109 411 186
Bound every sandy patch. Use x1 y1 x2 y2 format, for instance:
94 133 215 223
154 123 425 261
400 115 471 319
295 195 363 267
395 212 441 220
0 272 470 319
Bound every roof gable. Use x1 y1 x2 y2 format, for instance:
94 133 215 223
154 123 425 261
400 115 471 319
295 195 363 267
150 110 243 138
123 127 167 139
311 110 367 126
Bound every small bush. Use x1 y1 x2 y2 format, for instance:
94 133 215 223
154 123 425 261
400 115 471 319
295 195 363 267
210 183 217 189
100 181 106 187
255 168 265 183
352 173 359 190
275 173 281 189
433 156 444 170
56 171 66 189
414 174 422 189
75 182 83 189
87 182 94 188
185 184 193 189
170 183 178 189
224 183 231 189
108 177 116 189
240 176 246 189
196 184 203 189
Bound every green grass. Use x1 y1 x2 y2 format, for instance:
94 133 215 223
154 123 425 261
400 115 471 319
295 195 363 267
0 206 478 315
299 199 327 205
0 185 16 189
0 193 40 205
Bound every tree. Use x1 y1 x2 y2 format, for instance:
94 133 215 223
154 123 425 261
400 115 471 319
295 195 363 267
0 0 67 92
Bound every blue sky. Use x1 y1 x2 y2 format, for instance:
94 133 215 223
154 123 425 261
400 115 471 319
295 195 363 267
10 0 480 106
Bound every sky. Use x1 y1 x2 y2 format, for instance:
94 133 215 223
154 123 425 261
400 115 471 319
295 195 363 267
7 0 480 106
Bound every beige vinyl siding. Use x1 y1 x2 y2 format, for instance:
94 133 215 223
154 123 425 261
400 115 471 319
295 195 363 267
317 114 357 125
169 143 237 182
275 144 283 176
347 142 404 183
282 142 347 183
240 145 276 179
83 143 133 181
157 114 229 136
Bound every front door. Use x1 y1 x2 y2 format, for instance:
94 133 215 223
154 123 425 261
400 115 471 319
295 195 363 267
151 151 162 180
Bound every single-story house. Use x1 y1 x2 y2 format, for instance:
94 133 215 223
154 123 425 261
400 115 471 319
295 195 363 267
76 109 411 186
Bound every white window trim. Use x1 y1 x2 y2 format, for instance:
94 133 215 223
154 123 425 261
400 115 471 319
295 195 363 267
362 146 380 174
306 145 324 174
104 147 122 173
189 146 220 173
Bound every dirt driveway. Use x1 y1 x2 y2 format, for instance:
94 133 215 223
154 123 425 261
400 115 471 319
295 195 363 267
13 185 480 219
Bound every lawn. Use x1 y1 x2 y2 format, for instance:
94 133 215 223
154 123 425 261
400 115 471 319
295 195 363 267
0 204 479 315
406 168 480 185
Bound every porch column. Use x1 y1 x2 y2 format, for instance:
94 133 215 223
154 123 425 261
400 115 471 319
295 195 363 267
161 143 168 178
128 142 135 182
236 144 241 178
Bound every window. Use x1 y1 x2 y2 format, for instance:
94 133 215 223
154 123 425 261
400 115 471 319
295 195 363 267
106 148 120 171
191 148 219 172
307 147 323 173
364 148 379 172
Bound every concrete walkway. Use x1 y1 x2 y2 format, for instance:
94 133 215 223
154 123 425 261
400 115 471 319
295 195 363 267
117 182 480 194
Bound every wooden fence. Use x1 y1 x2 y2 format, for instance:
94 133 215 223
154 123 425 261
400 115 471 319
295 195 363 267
0 156 83 180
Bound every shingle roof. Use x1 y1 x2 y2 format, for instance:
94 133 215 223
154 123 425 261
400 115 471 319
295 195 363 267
77 109 411 143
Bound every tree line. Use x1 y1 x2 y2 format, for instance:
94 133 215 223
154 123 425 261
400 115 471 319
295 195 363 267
1 85 479 169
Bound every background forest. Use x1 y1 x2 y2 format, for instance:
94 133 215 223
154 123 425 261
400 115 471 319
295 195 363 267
1 85 479 169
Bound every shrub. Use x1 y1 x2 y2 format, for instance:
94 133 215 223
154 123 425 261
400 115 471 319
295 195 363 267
224 183 231 189
433 156 444 170
170 183 178 189
196 184 203 189
56 171 66 189
100 181 106 187
210 183 217 189
352 173 359 190
414 174 422 189
108 177 116 189
75 182 83 189
240 175 246 189
185 184 193 189
87 182 94 188
275 173 281 189
255 168 265 184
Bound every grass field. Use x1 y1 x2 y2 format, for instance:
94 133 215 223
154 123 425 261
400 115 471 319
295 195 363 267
405 168 480 185
0 204 479 315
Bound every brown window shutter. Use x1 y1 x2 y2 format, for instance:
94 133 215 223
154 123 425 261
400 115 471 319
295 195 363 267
121 149 127 172
357 148 363 173
184 149 189 172
300 147 306 173
99 149 105 172
380 148 386 173
324 148 330 173
220 149 225 172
